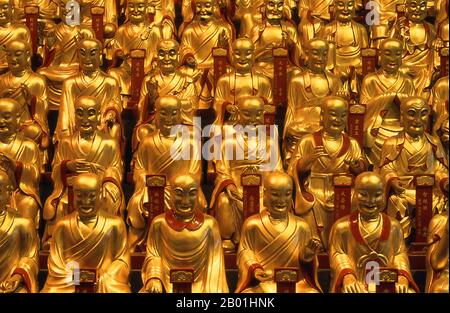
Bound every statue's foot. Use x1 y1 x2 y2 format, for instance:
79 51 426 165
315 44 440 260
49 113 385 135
222 239 235 253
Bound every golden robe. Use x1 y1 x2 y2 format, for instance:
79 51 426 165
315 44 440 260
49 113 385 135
43 131 124 244
136 70 198 128
0 210 39 293
0 134 41 225
329 212 419 293
236 210 321 293
360 69 416 165
13 0 58 20
141 210 228 293
379 132 448 238
37 24 95 109
127 129 205 250
55 71 122 140
297 0 333 42
213 69 272 125
108 21 163 97
79 0 118 26
41 211 131 293
425 213 449 293
211 126 283 242
430 76 449 148
0 24 30 73
393 19 437 96
288 130 365 250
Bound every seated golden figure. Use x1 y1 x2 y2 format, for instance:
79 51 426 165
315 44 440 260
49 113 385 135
213 37 272 125
425 211 449 293
391 0 439 98
0 98 41 226
42 173 131 293
127 95 205 252
236 172 322 293
319 0 369 94
329 172 419 293
0 39 49 170
430 75 449 157
43 96 124 248
108 0 174 98
0 169 39 293
361 38 416 166
37 0 96 110
211 96 283 253
141 174 229 293
179 0 234 109
288 96 365 250
12 0 58 21
369 0 402 48
284 38 343 167
54 38 122 142
297 0 334 43
379 96 448 240
0 0 30 74
250 0 302 81
136 39 198 131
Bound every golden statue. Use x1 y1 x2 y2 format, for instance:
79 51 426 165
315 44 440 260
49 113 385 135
141 174 229 293
250 0 303 80
0 39 49 170
108 0 174 98
284 38 343 167
213 37 272 125
127 95 205 252
329 172 419 293
236 172 322 293
379 96 448 240
435 0 448 43
41 173 131 293
319 0 369 93
136 39 198 130
55 38 122 142
78 0 118 26
179 0 234 109
0 0 31 74
391 0 438 97
148 0 176 25
37 0 96 110
43 96 124 248
361 38 415 166
0 169 39 293
430 76 449 156
369 0 402 48
426 211 449 293
211 96 283 252
288 96 366 250
0 98 41 226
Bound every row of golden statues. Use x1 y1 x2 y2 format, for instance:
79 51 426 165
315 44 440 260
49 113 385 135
0 0 448 293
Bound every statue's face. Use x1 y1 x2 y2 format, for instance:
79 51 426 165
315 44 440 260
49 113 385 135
231 39 255 73
75 97 100 135
380 40 403 75
74 177 100 220
401 97 429 138
0 100 20 137
322 98 348 136
195 0 214 22
406 0 427 22
264 175 292 219
335 0 355 23
307 40 328 73
238 98 264 126
156 97 182 135
78 40 101 73
128 0 146 24
157 41 179 74
172 177 198 220
265 0 283 20
5 41 29 72
0 0 11 24
355 174 385 217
